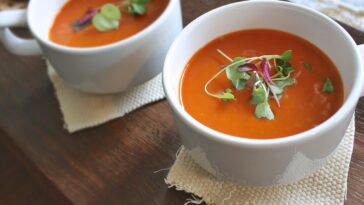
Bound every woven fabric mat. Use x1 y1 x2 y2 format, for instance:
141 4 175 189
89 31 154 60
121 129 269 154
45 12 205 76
47 62 165 133
166 119 355 205
291 0 364 30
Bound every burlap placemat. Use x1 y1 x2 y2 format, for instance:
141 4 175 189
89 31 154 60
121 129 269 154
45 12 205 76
47 62 165 133
166 119 355 205
291 0 364 30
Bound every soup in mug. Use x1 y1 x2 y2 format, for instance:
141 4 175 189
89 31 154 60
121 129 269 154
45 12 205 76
180 29 343 139
50 0 169 47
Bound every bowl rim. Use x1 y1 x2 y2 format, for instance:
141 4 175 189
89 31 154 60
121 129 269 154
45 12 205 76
27 0 177 54
163 0 363 148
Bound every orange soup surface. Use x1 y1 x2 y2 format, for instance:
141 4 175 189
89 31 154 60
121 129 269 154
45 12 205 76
180 29 343 139
50 0 169 47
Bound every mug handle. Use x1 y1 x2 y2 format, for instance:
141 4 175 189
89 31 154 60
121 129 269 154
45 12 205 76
0 9 42 55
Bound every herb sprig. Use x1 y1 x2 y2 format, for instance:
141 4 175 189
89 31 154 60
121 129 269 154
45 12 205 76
322 77 334 93
204 50 336 120
123 0 150 15
204 50 296 120
72 0 150 32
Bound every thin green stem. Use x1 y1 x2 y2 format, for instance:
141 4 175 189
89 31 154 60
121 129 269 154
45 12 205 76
270 72 281 79
204 67 229 99
217 49 233 62
272 72 292 81
274 58 277 68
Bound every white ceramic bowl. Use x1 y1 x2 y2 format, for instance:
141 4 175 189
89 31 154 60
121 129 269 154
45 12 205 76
0 0 182 94
163 0 364 186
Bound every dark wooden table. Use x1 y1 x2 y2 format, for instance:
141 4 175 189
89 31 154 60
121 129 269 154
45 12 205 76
0 0 363 204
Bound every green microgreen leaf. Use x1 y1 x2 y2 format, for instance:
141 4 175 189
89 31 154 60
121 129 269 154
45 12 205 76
270 85 283 95
226 59 245 80
132 0 150 4
250 85 266 105
216 88 235 101
91 3 122 32
101 3 122 20
275 78 295 89
130 4 146 15
255 102 274 120
282 66 294 76
241 72 250 80
276 59 294 76
225 58 251 90
276 59 291 68
280 50 292 61
126 0 150 15
92 13 120 31
226 66 238 81
322 77 334 93
304 62 312 71
232 79 247 91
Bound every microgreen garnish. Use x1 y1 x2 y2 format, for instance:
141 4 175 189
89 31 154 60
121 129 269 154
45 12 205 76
303 62 312 71
225 58 251 91
275 78 295 89
93 4 121 31
219 88 235 101
72 9 99 32
255 102 274 120
250 83 267 105
322 77 334 93
72 0 150 32
123 0 150 15
204 49 296 120
280 50 293 61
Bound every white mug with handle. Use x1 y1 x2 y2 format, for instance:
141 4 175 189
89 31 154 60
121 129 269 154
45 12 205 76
0 9 41 55
0 0 182 94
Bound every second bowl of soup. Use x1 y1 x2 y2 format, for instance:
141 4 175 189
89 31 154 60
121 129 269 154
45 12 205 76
0 0 182 93
163 0 364 185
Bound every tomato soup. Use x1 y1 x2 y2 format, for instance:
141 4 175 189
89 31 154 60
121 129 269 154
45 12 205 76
180 29 343 139
49 0 169 47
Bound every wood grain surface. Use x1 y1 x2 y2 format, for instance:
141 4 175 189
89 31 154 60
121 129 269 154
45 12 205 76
0 0 363 204
0 0 27 11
